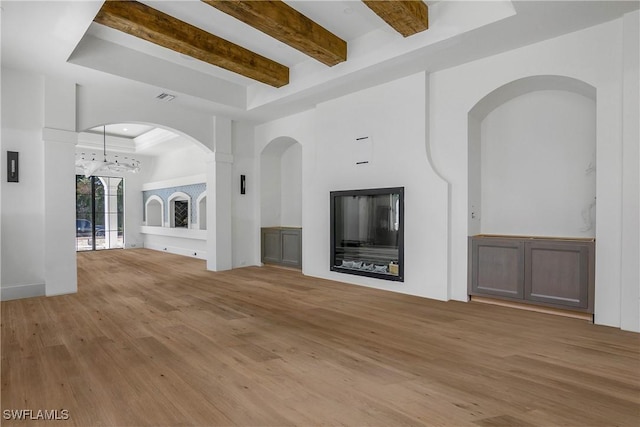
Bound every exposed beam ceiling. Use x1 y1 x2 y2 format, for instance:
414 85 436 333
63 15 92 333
363 0 429 37
202 0 347 67
93 0 289 87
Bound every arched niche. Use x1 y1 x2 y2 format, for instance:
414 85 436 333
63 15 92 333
145 195 164 227
468 75 597 238
260 136 302 228
168 192 191 228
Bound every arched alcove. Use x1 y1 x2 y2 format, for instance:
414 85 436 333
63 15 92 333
145 195 164 227
468 75 597 238
260 136 302 228
168 192 191 228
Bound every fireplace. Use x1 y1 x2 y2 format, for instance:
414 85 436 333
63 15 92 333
330 187 404 282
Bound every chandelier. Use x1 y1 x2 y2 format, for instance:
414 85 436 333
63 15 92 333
75 126 141 177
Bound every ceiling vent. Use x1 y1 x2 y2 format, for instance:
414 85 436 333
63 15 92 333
156 92 176 102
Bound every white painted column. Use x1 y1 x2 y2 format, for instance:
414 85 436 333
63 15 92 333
43 77 77 296
43 128 78 296
102 178 121 249
620 10 640 332
206 117 233 271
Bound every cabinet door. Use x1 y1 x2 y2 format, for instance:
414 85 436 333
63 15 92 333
524 240 593 310
261 228 282 264
470 237 524 299
280 229 302 268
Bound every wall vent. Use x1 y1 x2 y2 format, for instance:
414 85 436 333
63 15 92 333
156 92 176 101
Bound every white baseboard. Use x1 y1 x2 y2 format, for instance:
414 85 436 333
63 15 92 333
1 283 46 301
143 243 207 260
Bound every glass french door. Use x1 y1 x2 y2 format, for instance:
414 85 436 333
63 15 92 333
76 175 124 251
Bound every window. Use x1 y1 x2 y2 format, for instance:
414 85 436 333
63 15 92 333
76 175 124 251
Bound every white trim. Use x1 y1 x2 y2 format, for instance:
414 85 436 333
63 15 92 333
143 242 207 260
76 131 136 152
142 174 207 191
140 226 207 240
42 128 78 145
134 128 181 152
211 152 234 164
1 283 46 301
196 191 207 230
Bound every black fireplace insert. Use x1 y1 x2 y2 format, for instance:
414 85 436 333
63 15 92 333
330 187 404 282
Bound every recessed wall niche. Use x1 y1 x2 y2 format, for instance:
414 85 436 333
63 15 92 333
142 182 206 229
468 76 597 238
260 137 302 228
145 196 164 227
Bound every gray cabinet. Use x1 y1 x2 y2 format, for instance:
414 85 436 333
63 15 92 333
469 235 594 313
470 237 524 299
261 227 302 269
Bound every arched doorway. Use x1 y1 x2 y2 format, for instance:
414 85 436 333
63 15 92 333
75 123 211 254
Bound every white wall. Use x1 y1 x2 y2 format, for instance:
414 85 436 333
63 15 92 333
142 232 207 260
281 143 302 227
620 10 640 332
479 90 596 237
145 143 207 183
1 68 46 298
231 121 258 268
259 137 302 228
260 152 282 227
256 73 450 300
430 17 634 329
77 85 215 152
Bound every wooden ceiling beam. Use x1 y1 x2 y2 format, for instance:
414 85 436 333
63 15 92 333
362 0 429 37
202 0 347 67
93 0 289 87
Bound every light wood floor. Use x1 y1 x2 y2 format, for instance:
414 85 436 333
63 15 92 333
2 249 639 426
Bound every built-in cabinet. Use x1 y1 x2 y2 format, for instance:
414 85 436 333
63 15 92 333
261 227 302 269
469 235 595 313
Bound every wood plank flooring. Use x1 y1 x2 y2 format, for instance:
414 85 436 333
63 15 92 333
2 248 639 426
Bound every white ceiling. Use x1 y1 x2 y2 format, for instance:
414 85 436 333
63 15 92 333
2 0 638 156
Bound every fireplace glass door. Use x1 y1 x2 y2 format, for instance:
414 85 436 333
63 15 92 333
330 187 404 282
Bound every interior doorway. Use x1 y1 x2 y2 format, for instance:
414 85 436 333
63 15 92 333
76 175 124 251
